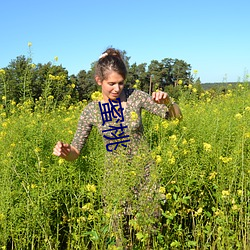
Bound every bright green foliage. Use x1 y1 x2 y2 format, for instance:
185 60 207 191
0 83 249 249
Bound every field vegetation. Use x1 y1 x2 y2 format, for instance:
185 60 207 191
0 46 249 249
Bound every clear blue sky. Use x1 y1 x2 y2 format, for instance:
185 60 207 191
1 0 250 83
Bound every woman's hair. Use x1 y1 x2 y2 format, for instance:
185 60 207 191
95 48 127 81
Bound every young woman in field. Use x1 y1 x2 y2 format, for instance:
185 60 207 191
53 47 182 246
53 48 182 159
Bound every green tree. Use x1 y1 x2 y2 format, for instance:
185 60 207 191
4 55 33 102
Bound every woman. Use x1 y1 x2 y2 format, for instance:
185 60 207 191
53 48 182 159
53 47 182 247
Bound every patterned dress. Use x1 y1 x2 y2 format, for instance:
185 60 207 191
71 88 169 154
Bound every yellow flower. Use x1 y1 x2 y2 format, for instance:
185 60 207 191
2 96 6 100
0 213 5 221
188 84 193 89
54 56 58 61
203 142 212 152
162 120 168 129
155 155 162 164
34 147 41 153
0 69 6 75
168 156 175 165
219 156 232 164
133 84 138 89
237 189 243 196
189 138 195 144
222 190 230 197
178 79 183 85
165 193 172 199
195 207 203 216
81 203 93 212
28 42 32 47
48 95 54 100
234 113 242 120
208 171 217 180
135 79 140 83
182 139 187 145
159 186 166 194
58 158 65 165
193 69 198 74
245 106 250 112
71 83 76 89
154 123 159 131
2 122 8 128
169 134 177 141
86 184 97 193
214 209 223 216
91 91 103 101
130 111 138 121
192 88 197 93
48 74 55 80
232 204 239 211
130 171 136 176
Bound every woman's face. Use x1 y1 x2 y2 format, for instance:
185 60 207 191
96 71 125 102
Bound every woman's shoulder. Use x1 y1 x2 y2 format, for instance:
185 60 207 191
80 100 100 115
125 88 149 99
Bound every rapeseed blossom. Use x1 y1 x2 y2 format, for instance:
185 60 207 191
161 120 168 128
234 113 242 120
194 207 203 216
158 186 166 194
222 190 230 197
169 134 177 141
155 155 162 164
219 156 232 164
86 184 97 193
165 193 172 199
208 171 217 180
203 142 212 152
91 91 103 101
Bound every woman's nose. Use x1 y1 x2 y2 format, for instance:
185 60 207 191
114 84 119 92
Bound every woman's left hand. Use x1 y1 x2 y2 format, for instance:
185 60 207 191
152 91 171 104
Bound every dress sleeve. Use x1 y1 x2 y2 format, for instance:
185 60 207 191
136 90 169 119
71 103 94 152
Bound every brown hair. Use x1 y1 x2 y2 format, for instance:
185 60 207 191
95 48 127 81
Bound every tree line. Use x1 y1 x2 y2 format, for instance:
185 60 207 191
0 51 200 106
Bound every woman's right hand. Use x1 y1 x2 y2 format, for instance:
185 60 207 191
53 141 71 158
53 141 80 161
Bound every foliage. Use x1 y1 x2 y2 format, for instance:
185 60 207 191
0 82 249 249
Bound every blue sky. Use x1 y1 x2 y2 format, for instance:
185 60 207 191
1 0 249 83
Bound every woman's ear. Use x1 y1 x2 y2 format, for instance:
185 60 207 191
95 76 102 86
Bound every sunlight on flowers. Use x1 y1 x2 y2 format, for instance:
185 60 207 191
91 91 103 101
